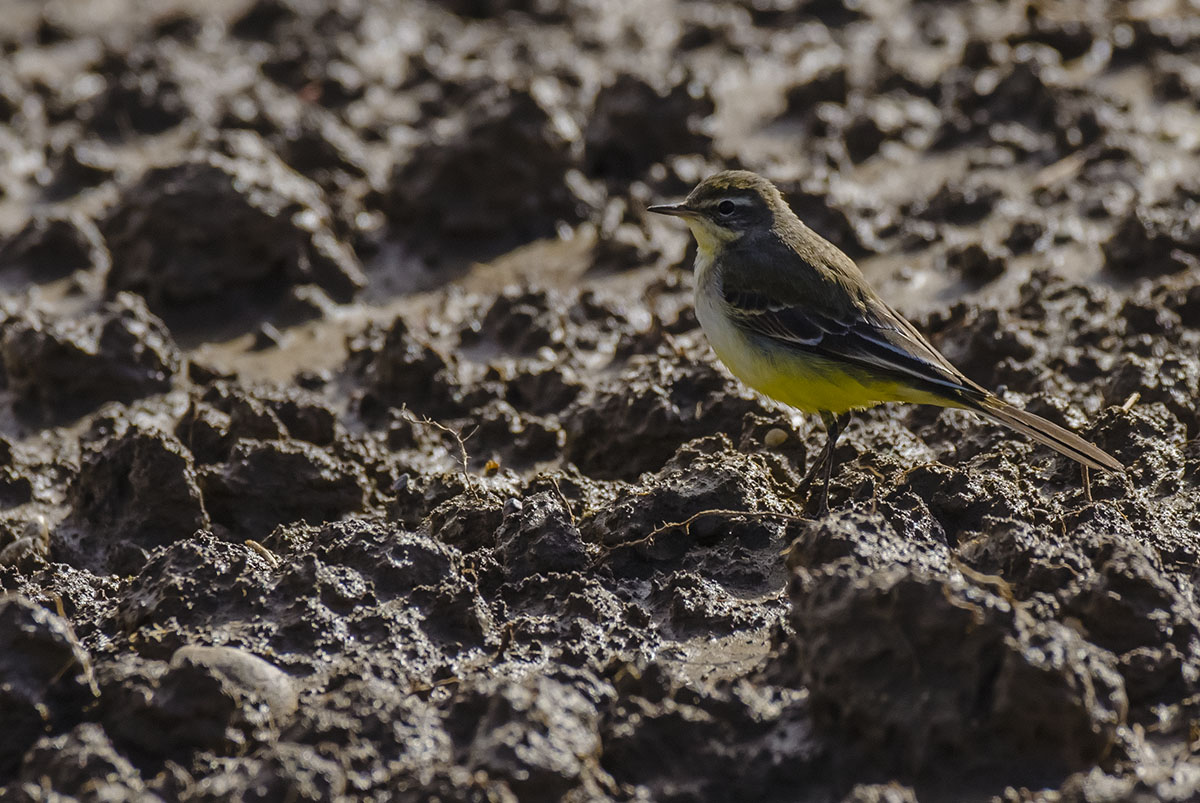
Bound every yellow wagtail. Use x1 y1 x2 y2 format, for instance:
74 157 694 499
649 170 1122 513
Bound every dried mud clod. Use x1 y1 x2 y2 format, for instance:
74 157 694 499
584 74 715 183
0 213 109 283
63 424 208 575
12 724 146 802
0 294 180 424
101 135 365 326
789 557 1126 782
0 596 96 773
382 87 585 258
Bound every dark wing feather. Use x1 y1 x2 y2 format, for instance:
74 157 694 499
721 277 981 401
723 288 826 344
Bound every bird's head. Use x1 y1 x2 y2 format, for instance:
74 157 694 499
648 170 786 252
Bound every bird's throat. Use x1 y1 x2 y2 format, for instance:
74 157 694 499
685 220 741 258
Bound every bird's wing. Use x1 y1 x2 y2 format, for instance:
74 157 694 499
721 270 982 401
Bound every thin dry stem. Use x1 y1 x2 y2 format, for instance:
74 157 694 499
400 406 478 496
600 508 811 556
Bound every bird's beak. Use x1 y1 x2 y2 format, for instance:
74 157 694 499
647 203 695 218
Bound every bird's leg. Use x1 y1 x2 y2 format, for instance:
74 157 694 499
795 416 830 500
815 412 849 514
797 411 849 515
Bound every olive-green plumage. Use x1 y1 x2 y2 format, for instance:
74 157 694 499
650 170 1122 513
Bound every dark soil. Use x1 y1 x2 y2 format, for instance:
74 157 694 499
1 1 1199 801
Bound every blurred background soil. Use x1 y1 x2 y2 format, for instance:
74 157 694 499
1 0 1199 800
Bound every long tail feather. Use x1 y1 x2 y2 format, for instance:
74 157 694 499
968 395 1123 472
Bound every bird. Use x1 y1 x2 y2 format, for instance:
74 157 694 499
648 170 1123 514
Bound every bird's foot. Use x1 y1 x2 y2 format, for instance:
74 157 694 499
802 488 832 518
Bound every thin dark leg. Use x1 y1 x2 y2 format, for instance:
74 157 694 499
795 413 831 500
801 439 830 494
803 411 848 516
816 411 842 514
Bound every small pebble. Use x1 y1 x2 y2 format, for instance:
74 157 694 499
171 645 298 721
764 428 789 448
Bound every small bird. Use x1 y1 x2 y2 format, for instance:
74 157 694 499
649 170 1122 513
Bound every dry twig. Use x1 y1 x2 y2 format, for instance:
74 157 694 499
600 507 811 556
399 406 478 496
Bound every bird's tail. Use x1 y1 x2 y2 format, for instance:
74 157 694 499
967 394 1124 472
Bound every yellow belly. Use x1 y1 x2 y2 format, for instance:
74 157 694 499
729 344 931 414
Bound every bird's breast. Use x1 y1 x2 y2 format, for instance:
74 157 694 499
693 255 776 393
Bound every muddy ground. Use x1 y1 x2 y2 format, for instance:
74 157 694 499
0 0 1198 800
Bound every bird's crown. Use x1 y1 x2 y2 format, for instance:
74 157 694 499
674 170 788 233
686 170 785 210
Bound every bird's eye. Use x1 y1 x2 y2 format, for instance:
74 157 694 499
717 200 736 216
